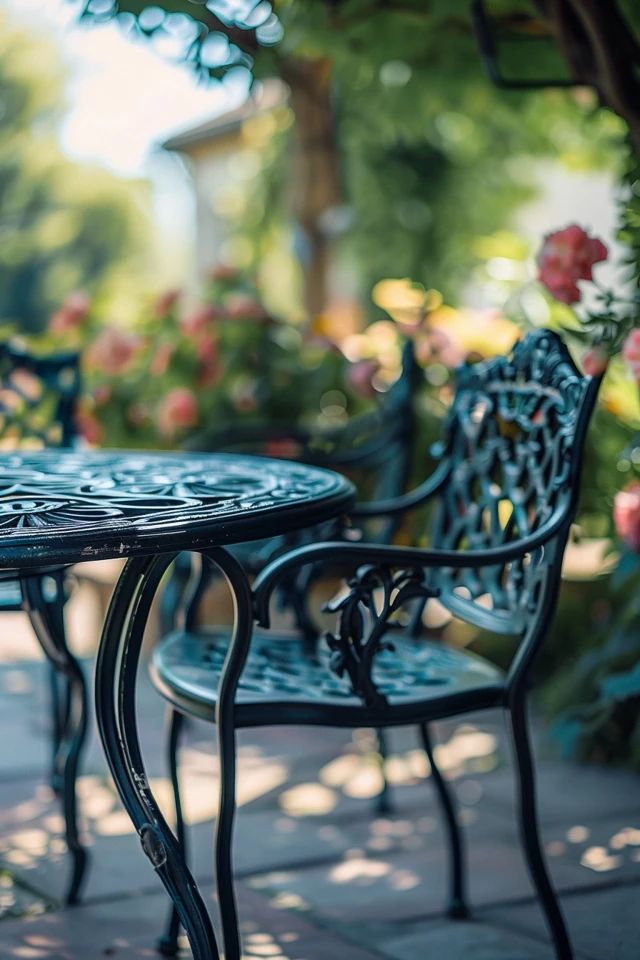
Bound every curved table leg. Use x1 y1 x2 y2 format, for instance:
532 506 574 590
95 553 221 960
22 571 89 905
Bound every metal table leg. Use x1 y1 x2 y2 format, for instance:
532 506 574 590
22 570 89 905
95 548 252 960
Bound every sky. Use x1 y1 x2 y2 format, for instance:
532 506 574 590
3 0 245 177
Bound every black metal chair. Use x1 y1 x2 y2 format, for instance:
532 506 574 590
150 329 600 960
0 341 88 903
155 339 421 953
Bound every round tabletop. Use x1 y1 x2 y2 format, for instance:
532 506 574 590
0 450 355 569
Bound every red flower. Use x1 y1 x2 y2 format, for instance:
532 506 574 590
208 264 240 282
623 329 640 384
153 290 180 318
537 225 608 305
85 327 142 375
582 346 609 377
225 294 270 322
614 482 640 552
180 303 223 337
197 334 221 387
150 342 175 377
49 291 91 335
76 410 103 446
156 388 199 437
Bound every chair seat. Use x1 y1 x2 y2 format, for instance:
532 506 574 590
150 628 505 728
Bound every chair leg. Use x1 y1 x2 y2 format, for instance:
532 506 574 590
508 700 573 960
158 708 188 956
373 728 393 815
23 573 89 905
216 718 241 960
419 723 468 920
48 664 70 795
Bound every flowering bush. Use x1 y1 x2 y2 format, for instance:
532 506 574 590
40 268 413 451
31 267 523 454
533 223 640 768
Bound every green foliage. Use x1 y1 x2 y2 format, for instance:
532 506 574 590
546 556 640 769
0 13 148 334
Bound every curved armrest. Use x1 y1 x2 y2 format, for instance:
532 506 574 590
253 502 571 627
350 461 450 519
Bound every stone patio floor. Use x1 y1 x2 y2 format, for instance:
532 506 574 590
0 605 638 960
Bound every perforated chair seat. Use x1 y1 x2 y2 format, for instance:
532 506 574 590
151 628 505 729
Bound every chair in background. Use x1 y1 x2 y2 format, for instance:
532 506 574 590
0 341 88 903
151 330 600 960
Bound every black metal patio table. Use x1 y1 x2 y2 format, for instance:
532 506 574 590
0 448 355 957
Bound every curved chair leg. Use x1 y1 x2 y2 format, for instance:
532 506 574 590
158 708 188 957
23 572 89 905
48 663 70 795
508 700 573 959
419 723 468 919
96 553 220 960
374 728 393 815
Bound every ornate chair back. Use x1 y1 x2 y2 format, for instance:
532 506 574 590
0 342 81 449
428 329 599 642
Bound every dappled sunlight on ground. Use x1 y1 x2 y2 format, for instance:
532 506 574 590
0 669 639 958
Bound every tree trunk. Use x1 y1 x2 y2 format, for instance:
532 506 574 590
280 57 342 320
534 0 640 154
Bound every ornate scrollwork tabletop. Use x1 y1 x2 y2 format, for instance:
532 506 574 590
0 450 355 569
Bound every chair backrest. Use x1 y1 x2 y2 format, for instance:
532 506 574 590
307 339 421 505
0 341 81 449
429 329 599 636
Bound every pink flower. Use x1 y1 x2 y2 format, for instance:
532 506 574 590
346 359 379 397
623 329 640 383
537 225 608 304
180 304 222 337
154 290 180 318
197 334 220 387
49 290 91 335
92 384 112 407
150 342 174 377
85 327 142 376
76 410 103 446
614 482 640 552
582 346 609 377
208 263 240 282
156 388 199 437
225 294 270 322
263 439 301 459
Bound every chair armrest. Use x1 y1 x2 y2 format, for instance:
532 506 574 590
350 461 450 519
253 503 570 628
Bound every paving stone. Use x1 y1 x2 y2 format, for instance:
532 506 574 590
485 881 640 960
355 916 561 960
0 889 177 959
0 881 382 960
0 868 50 923
478 759 640 825
244 802 640 926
